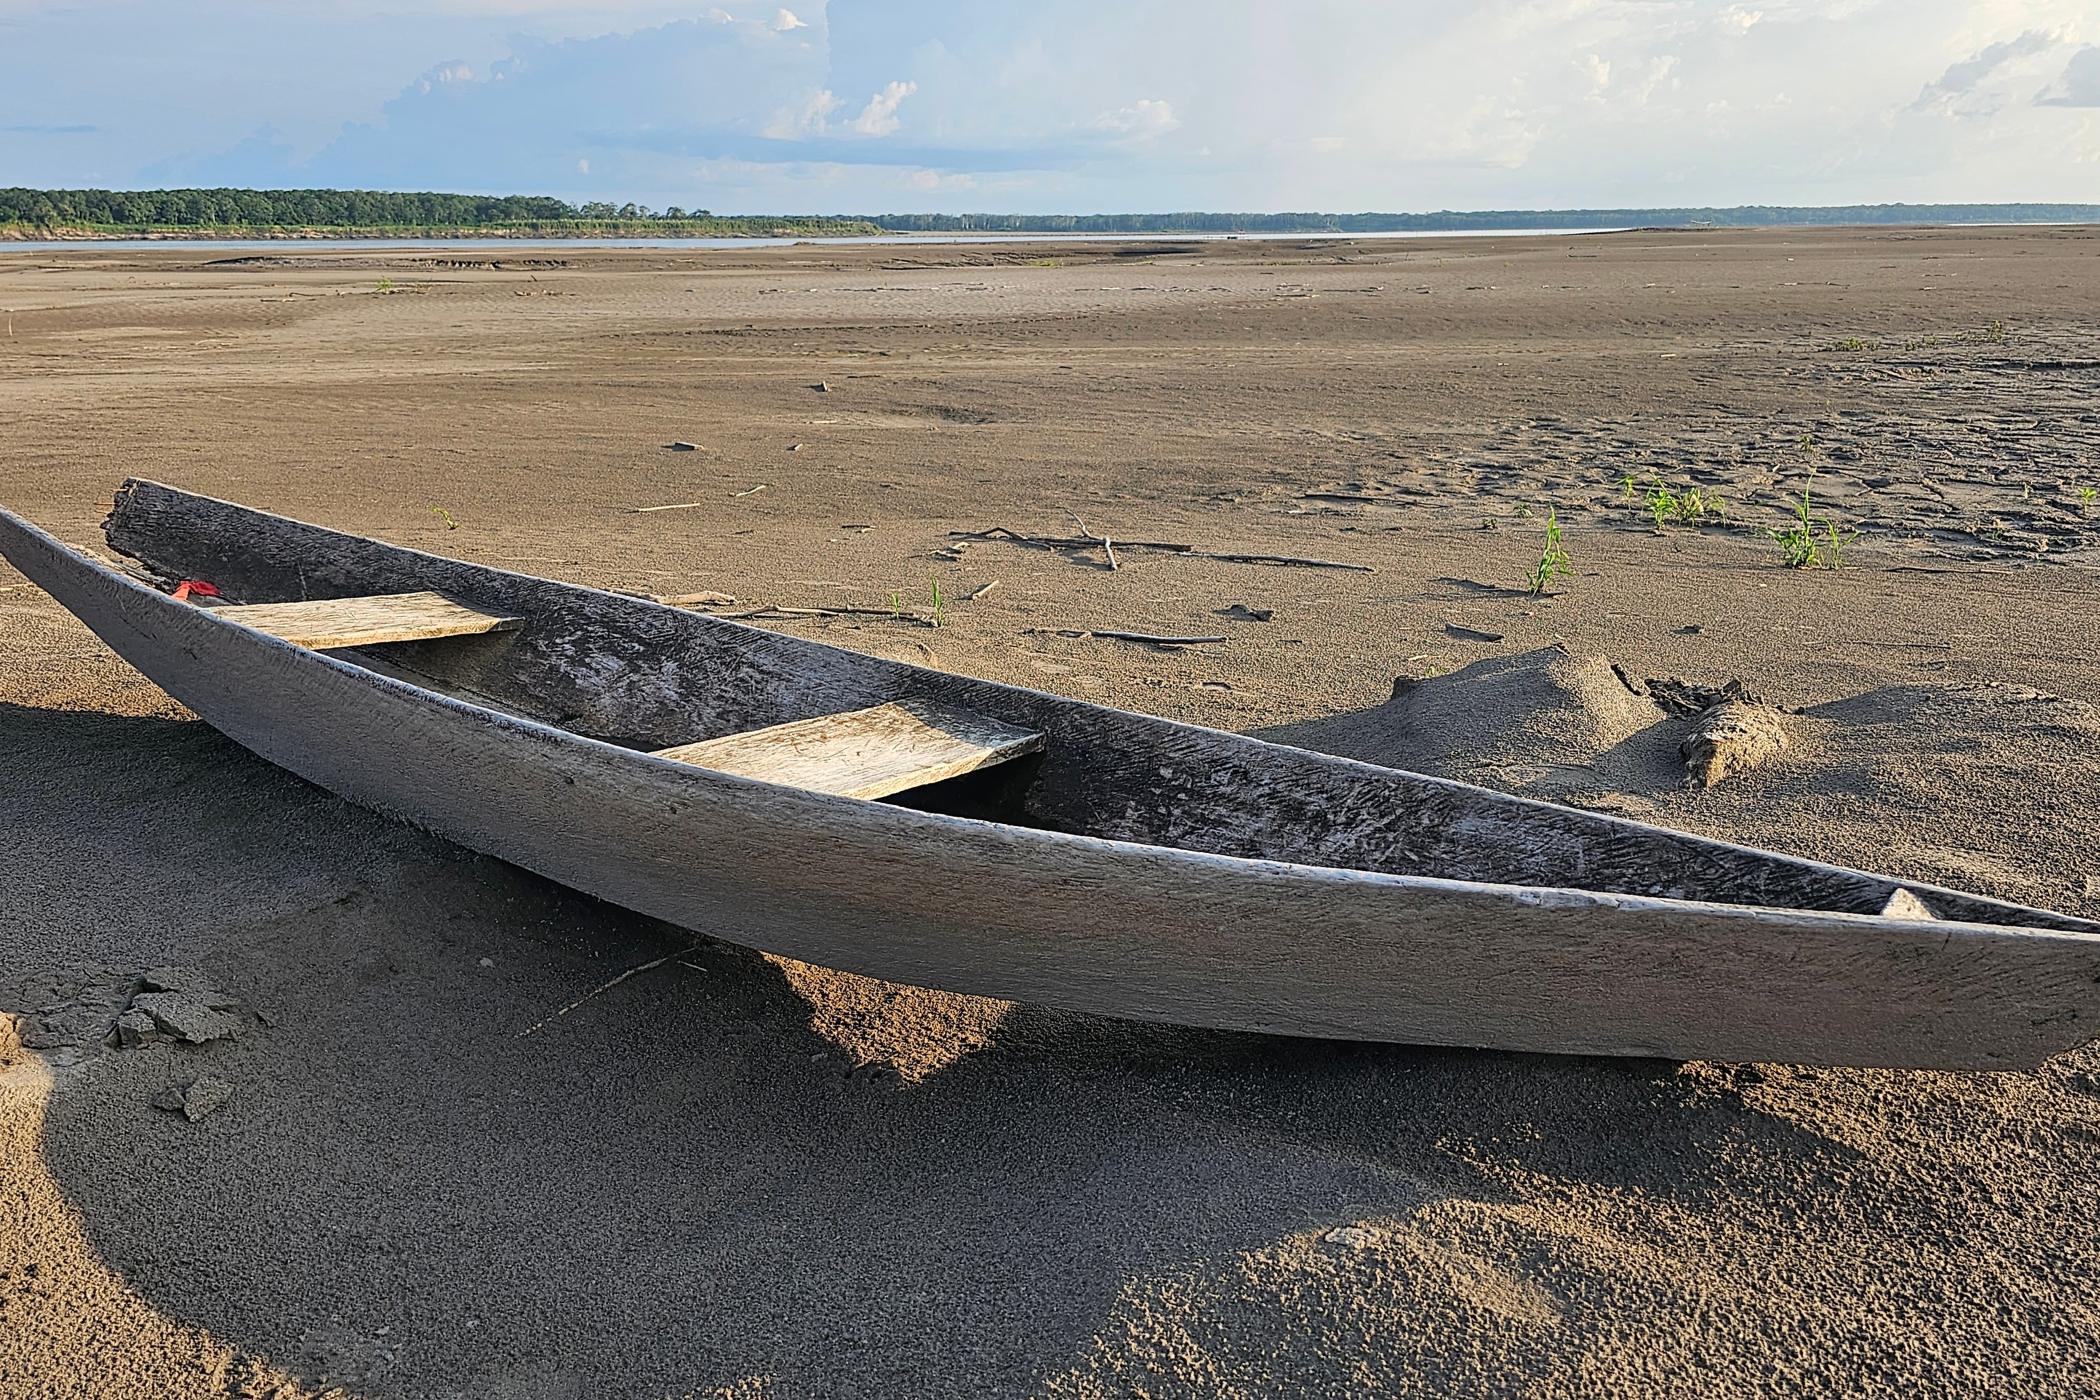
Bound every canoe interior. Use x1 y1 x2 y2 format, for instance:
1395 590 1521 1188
97 478 2097 936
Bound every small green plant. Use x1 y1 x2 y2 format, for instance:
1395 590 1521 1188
377 277 396 293
1525 509 1573 596
1619 473 1637 500
1646 481 1674 530
429 506 458 530
1833 336 1873 352
1769 485 1819 568
927 577 945 628
2077 486 2097 510
1641 477 1726 529
1797 430 1819 457
1821 518 1858 570
1767 481 1855 570
1984 318 2008 344
887 589 903 618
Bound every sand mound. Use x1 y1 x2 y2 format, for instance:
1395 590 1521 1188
1281 645 1684 797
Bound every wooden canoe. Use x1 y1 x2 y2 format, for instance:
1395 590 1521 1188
3 478 2097 1069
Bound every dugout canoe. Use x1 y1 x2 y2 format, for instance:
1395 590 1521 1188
2 478 2097 1069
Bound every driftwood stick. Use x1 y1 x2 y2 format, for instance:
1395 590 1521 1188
633 500 711 514
1187 550 1375 572
717 602 936 626
1102 537 1120 571
732 483 770 499
1091 630 1227 646
965 580 1000 602
949 528 1192 553
950 527 1367 571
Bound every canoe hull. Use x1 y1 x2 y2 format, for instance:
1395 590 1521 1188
6 501 2099 1068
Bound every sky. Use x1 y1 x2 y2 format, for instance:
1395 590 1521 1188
3 0 2098 213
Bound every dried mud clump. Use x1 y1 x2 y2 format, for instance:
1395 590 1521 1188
1681 699 1793 788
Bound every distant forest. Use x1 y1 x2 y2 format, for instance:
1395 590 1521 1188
0 187 879 237
2 188 2096 238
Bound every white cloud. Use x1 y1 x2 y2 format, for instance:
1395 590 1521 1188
1091 97 1181 141
1628 55 1679 105
772 8 808 31
576 156 589 173
415 63 474 94
848 79 916 136
907 168 976 190
1579 53 1612 98
764 87 841 138
1912 30 2062 115
2038 46 2100 107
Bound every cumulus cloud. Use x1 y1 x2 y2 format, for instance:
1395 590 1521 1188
1912 30 2060 114
772 8 807 31
2037 46 2100 107
848 79 916 136
1091 98 1180 141
907 168 975 190
764 87 842 138
415 63 475 92
1579 53 1611 98
1627 55 1679 105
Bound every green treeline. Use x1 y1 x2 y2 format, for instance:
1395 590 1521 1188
3 189 2095 238
862 204 2100 233
0 187 879 237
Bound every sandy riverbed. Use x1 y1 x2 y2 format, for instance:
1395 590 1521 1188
3 227 2098 1398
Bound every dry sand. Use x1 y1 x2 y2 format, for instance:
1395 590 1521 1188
3 227 2099 1397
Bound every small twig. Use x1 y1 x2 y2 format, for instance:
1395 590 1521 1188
517 952 679 1037
732 483 770 499
951 526 1369 572
1102 536 1119 571
966 580 1000 602
950 528 1191 552
1188 550 1373 572
633 500 710 514
717 602 936 626
1092 629 1225 645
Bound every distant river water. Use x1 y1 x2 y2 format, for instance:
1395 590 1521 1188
0 228 1628 254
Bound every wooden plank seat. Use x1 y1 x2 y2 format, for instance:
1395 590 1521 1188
653 698 1043 800
211 591 523 650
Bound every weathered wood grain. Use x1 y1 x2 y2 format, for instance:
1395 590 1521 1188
3 478 2094 1068
655 700 1042 800
213 591 523 650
